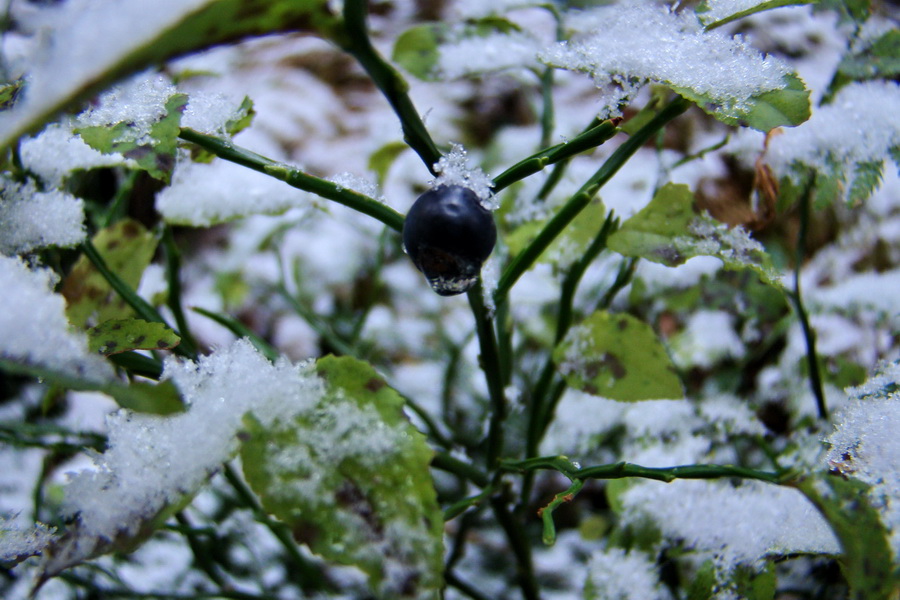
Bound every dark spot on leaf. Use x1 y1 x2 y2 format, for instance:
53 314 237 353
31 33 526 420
156 339 170 349
653 245 684 265
104 341 118 351
111 322 123 330
132 335 146 346
584 383 599 395
336 481 383 536
236 430 251 443
105 240 120 250
292 520 321 546
617 318 628 331
365 378 386 393
120 221 140 239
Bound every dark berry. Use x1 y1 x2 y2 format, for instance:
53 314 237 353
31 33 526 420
402 185 497 296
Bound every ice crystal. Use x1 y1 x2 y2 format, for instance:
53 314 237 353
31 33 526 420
431 143 496 209
0 179 85 255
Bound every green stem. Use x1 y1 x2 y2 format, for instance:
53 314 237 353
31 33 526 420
538 67 555 150
495 97 690 303
432 451 491 488
340 0 442 172
501 456 792 485
445 570 493 600
443 485 499 521
491 497 540 600
178 128 405 232
492 119 618 194
467 283 507 470
81 239 193 359
791 171 827 420
161 226 199 359
539 478 584 545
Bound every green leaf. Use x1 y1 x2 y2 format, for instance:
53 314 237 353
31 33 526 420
848 161 884 206
816 0 871 24
0 0 342 151
671 72 810 131
76 93 188 182
698 0 816 30
392 23 447 81
87 318 180 356
62 219 159 329
225 96 255 136
731 562 777 600
240 355 443 599
0 79 24 111
553 311 684 401
506 197 607 270
686 559 717 600
368 141 409 186
608 183 783 287
797 474 899 600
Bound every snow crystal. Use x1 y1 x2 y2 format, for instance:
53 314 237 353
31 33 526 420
181 91 250 136
0 255 112 382
326 171 383 201
20 122 131 187
766 81 900 181
0 515 56 563
0 179 85 255
156 158 312 226
436 31 542 79
621 479 840 570
541 2 789 119
431 143 495 208
0 0 210 149
585 547 668 600
450 0 537 19
826 362 900 557
75 74 177 145
52 339 324 571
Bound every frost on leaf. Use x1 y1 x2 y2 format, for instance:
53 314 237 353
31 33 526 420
39 339 324 578
0 178 86 255
541 2 808 130
240 355 444 599
0 255 112 383
553 311 684 402
431 143 495 209
0 516 56 567
607 183 783 287
765 81 900 204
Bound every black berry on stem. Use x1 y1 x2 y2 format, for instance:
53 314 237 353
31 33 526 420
402 185 497 296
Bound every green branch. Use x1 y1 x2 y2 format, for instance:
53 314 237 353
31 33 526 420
178 128 405 232
494 97 690 303
492 119 619 194
339 0 442 172
467 284 507 469
501 456 793 485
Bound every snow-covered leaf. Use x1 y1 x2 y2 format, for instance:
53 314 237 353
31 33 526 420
240 355 444 599
553 311 684 401
607 183 783 287
0 179 86 255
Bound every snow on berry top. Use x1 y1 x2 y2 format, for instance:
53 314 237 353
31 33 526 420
0 256 112 382
540 2 791 120
430 143 496 209
0 178 86 255
765 80 900 179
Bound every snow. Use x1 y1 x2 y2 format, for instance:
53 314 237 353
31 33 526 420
766 81 900 184
826 361 900 557
672 310 746 369
541 2 790 119
437 31 543 79
0 515 55 564
0 179 86 255
431 143 496 208
20 122 131 187
181 91 251 136
621 479 840 571
0 255 112 382
584 547 668 600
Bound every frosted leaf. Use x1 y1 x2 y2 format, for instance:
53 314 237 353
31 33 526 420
20 123 131 188
0 178 86 255
45 339 324 575
621 479 840 570
431 143 495 209
326 171 383 201
0 255 112 382
766 81 900 187
436 30 542 79
156 159 313 226
180 91 251 136
75 74 177 146
0 0 211 148
584 548 668 600
0 515 56 564
825 361 900 557
541 2 790 120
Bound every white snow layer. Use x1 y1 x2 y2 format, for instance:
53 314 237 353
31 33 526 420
0 179 86 255
0 255 112 381
541 2 789 119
